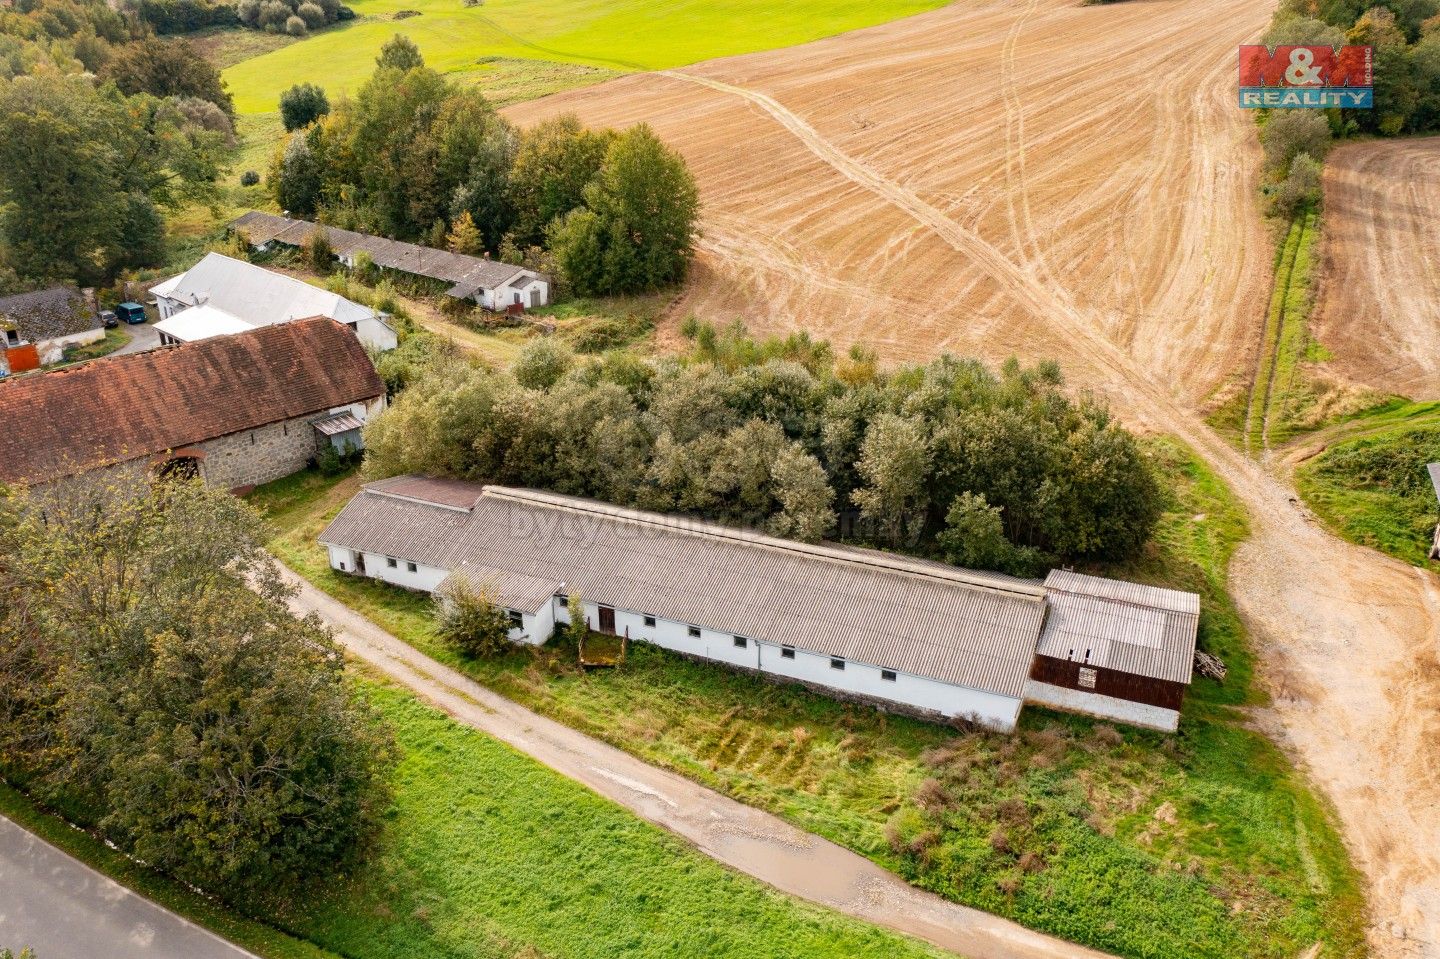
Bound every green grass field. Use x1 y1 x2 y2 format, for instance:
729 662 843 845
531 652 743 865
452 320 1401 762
2 677 948 959
1295 401 1440 567
221 0 949 114
250 439 1367 959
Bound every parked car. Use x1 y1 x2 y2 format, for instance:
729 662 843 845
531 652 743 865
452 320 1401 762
99 309 119 329
115 302 146 325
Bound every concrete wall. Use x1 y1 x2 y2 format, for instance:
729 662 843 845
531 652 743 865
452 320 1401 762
37 328 104 366
354 316 397 352
1023 679 1180 733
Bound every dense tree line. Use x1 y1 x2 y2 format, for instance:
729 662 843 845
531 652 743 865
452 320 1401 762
0 72 225 286
0 0 236 286
365 324 1162 575
0 474 395 898
270 37 699 296
1268 0 1440 132
1259 1 1439 214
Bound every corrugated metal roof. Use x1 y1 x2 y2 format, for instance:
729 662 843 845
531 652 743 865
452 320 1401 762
313 411 364 436
442 564 563 615
229 212 540 294
320 478 1049 698
1038 570 1198 684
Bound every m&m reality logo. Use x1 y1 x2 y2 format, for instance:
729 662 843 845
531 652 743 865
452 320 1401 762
1238 45 1373 108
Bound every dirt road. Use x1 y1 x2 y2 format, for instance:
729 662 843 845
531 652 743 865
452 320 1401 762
501 3 1440 953
278 566 1116 959
1313 138 1440 399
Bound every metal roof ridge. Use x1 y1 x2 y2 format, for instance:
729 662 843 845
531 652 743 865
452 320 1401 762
363 486 477 514
478 485 1048 602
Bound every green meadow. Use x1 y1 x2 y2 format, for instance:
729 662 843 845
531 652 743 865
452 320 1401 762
221 0 949 114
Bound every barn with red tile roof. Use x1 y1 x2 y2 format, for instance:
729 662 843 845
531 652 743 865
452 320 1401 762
0 317 385 490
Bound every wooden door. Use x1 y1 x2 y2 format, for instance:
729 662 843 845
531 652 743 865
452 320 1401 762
598 606 616 634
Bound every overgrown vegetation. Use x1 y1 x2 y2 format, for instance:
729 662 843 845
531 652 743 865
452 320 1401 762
1296 403 1440 565
1208 209 1357 450
0 473 395 900
267 38 699 296
363 323 1163 573
255 436 1366 959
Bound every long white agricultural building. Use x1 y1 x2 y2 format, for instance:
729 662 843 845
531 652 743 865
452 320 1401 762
320 476 1201 732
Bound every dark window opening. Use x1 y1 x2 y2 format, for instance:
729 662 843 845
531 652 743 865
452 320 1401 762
386 557 397 568
830 657 845 671
643 615 656 627
733 636 747 648
781 646 796 660
406 561 417 573
687 625 701 638
508 610 523 628
881 669 897 682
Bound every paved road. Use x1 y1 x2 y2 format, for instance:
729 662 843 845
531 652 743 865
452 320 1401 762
0 815 256 959
280 565 1115 959
113 322 161 356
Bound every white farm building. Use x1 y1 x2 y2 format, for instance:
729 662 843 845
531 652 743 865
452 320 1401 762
320 476 1202 732
151 253 398 352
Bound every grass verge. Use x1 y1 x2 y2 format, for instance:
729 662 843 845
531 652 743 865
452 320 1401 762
251 439 1367 959
58 327 132 365
1295 401 1440 567
0 781 340 959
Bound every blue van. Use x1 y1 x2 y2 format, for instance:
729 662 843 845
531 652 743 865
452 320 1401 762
116 302 147 325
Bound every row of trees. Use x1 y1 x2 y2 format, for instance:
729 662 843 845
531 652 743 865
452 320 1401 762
0 0 238 287
364 324 1163 576
0 474 395 898
1269 0 1440 135
270 37 700 296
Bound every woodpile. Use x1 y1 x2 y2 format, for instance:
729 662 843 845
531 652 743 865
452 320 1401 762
1194 651 1227 683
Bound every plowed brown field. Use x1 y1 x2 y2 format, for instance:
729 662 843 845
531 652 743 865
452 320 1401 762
1315 138 1440 399
504 3 1440 955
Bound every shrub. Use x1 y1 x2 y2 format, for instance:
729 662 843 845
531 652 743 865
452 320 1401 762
279 81 329 131
1260 110 1331 177
436 579 514 658
303 226 333 271
237 0 261 24
512 337 574 390
285 14 307 35
297 1 325 28
1267 153 1323 219
258 0 291 28
171 95 235 145
240 169 260 187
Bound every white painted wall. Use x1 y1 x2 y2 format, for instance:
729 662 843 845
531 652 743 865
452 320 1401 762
553 597 1023 731
354 315 398 351
1023 679 1180 733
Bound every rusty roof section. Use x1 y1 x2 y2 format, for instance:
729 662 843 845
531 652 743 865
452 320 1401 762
0 318 384 485
321 477 1050 698
1037 569 1199 684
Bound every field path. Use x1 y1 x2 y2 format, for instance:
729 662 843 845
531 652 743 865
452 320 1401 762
503 2 1440 953
277 565 1116 959
1313 137 1440 399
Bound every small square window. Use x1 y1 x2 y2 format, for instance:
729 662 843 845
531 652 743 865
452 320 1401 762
687 625 701 638
781 646 796 660
830 657 845 671
508 610 523 628
338 561 347 571
881 669 897 682
644 615 656 627
386 557 397 568
406 561 417 573
733 636 747 648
